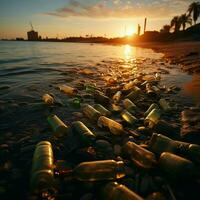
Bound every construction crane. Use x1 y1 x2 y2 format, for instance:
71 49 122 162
29 22 34 31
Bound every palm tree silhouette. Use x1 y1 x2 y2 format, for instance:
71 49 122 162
160 25 171 33
188 2 200 25
179 14 192 30
171 16 181 32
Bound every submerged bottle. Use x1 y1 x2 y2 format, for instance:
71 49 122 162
82 104 101 122
123 141 157 170
72 121 96 144
113 91 122 103
144 103 160 117
121 110 138 126
42 94 54 105
59 84 77 96
123 98 138 114
144 108 161 128
101 182 144 200
159 99 171 111
94 91 110 106
94 104 111 117
74 160 125 181
30 141 56 197
98 116 125 135
47 114 68 137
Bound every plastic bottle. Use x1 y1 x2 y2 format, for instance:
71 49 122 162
146 83 156 96
94 91 110 106
159 99 171 111
144 103 160 117
144 109 161 128
123 141 157 170
123 98 137 114
59 84 77 96
101 182 144 200
72 121 96 144
30 141 56 197
125 86 141 101
113 91 122 103
121 110 138 126
98 116 124 135
85 83 96 93
94 104 111 117
71 97 81 108
47 115 68 137
82 104 101 122
74 160 125 181
123 81 135 90
42 94 54 105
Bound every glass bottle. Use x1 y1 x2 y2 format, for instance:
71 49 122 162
82 104 101 122
144 103 160 117
146 83 156 96
123 141 157 170
159 99 171 111
125 86 141 101
123 98 137 114
94 104 111 117
121 110 138 126
30 141 57 197
59 84 77 96
72 121 96 144
47 114 68 137
113 91 122 103
144 108 161 128
74 160 125 181
98 116 124 135
42 94 54 105
101 182 144 200
94 91 110 106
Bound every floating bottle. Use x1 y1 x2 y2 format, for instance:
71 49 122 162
72 121 96 144
144 103 160 117
125 86 141 101
121 110 138 126
94 91 110 106
101 182 144 200
94 104 111 117
85 83 96 93
59 84 77 96
123 141 157 170
98 116 124 135
113 91 122 103
123 98 137 114
151 86 160 93
110 104 122 114
74 160 125 181
159 99 171 111
30 141 56 197
42 94 54 105
146 83 156 96
158 152 196 181
82 104 101 122
123 81 135 90
70 97 81 108
47 115 68 137
144 108 161 128
155 73 161 81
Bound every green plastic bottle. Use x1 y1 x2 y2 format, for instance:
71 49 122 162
101 182 144 200
82 104 101 122
74 160 125 181
47 114 68 137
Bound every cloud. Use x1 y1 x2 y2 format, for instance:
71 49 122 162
44 0 194 19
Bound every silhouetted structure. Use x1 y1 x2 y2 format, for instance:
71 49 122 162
144 18 147 34
137 24 141 36
27 22 39 41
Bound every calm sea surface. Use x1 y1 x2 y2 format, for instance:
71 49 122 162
0 41 197 134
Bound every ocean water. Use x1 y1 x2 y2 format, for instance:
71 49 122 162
0 41 195 135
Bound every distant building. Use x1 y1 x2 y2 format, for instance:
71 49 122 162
16 37 24 41
27 30 38 41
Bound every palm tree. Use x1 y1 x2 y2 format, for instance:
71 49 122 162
188 2 200 24
171 16 181 32
160 25 171 33
179 14 192 30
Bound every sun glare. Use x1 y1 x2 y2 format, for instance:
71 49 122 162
125 27 136 36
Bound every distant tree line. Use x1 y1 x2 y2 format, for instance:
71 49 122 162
160 1 200 33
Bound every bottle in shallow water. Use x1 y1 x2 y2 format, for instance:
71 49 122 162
72 121 96 144
59 84 77 96
73 160 125 181
71 97 81 108
123 81 135 90
30 141 57 198
94 91 110 106
82 104 101 122
42 94 54 105
85 83 97 93
158 152 197 181
123 98 138 114
94 104 111 117
125 86 141 101
112 91 122 103
155 73 161 81
159 99 171 111
144 108 161 128
101 182 144 200
146 83 156 96
123 141 157 170
121 110 138 126
144 103 160 117
97 116 125 135
47 114 68 137
110 104 122 114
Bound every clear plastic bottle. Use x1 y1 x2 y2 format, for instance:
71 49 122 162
47 115 68 137
101 182 144 200
82 104 101 122
42 94 54 105
94 104 111 117
123 141 157 170
113 91 122 103
30 141 57 197
72 121 96 144
94 91 110 106
144 103 160 117
74 160 125 181
159 99 171 111
98 116 124 135
125 86 141 101
121 110 138 126
59 84 77 96
123 98 137 114
144 108 161 128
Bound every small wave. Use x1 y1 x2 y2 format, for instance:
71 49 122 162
0 57 40 64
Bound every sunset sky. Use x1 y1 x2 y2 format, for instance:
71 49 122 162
0 0 195 39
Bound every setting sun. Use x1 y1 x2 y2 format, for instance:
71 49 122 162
125 27 136 36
